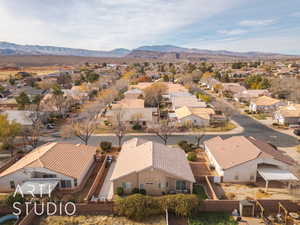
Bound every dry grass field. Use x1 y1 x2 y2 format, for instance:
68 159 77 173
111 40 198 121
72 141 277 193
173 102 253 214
0 66 71 80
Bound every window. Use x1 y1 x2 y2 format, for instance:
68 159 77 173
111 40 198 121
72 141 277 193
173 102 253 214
43 174 56 178
234 175 239 180
10 181 15 189
139 184 144 189
166 182 169 187
61 180 72 188
250 175 255 181
158 183 161 189
74 179 77 187
176 180 186 191
122 182 131 190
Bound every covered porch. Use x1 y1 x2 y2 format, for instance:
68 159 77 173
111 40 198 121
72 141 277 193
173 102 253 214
257 165 299 192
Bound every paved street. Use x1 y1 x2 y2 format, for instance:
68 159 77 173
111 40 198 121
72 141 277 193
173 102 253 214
43 91 299 148
46 114 298 148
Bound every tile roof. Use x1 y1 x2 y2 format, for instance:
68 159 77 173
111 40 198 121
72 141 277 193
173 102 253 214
204 136 294 170
252 96 281 106
276 104 300 118
111 99 144 109
111 138 195 182
175 106 215 120
0 142 97 179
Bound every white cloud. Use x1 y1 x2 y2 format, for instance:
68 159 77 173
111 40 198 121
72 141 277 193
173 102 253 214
239 19 275 27
290 12 300 17
218 29 247 36
0 0 243 50
187 34 300 54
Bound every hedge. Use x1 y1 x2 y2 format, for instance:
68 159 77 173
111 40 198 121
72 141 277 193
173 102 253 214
115 194 200 220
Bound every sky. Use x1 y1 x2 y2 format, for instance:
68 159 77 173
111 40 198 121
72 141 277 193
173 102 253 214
0 0 299 54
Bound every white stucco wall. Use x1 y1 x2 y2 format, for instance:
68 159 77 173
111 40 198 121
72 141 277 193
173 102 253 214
179 115 209 127
204 144 291 183
0 167 75 192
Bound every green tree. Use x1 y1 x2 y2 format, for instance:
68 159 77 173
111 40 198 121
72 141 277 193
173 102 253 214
0 115 22 156
15 92 31 109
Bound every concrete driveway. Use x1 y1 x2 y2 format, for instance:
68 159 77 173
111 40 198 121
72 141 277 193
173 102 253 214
98 161 115 201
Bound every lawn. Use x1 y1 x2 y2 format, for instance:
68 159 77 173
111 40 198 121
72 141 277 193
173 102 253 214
192 122 237 132
188 212 237 225
39 215 167 225
251 113 268 120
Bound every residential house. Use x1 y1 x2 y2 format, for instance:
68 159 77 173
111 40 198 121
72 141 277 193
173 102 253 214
222 83 247 95
273 103 300 125
204 136 296 183
0 142 97 192
107 99 155 126
0 110 47 126
234 90 270 103
171 96 206 110
249 96 286 113
111 138 195 195
175 106 215 127
124 88 143 99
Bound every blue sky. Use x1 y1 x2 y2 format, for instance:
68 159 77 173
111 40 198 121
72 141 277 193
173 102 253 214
0 0 299 54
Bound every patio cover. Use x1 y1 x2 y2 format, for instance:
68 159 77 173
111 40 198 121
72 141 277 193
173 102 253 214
258 166 299 181
19 180 59 195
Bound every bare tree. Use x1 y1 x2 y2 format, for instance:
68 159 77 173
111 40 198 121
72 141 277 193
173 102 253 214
195 127 206 148
60 110 99 145
149 120 175 145
111 110 127 148
22 104 44 148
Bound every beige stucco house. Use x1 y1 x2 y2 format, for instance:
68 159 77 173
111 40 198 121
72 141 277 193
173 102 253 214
175 106 215 127
249 96 286 113
204 136 296 184
110 138 195 195
273 103 300 125
0 142 96 193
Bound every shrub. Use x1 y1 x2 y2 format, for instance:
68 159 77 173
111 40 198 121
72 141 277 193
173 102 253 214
100 141 112 152
187 152 197 161
159 194 200 217
132 188 140 194
193 184 208 199
178 140 193 153
5 193 25 207
139 189 146 195
116 187 124 196
115 194 162 221
132 123 142 130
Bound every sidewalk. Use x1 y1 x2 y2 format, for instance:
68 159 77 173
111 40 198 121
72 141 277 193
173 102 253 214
92 120 244 137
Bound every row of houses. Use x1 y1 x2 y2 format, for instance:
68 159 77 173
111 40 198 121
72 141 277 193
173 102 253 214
0 135 297 196
202 78 300 125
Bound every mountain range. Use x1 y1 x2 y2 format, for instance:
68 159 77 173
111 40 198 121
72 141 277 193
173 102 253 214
0 41 296 59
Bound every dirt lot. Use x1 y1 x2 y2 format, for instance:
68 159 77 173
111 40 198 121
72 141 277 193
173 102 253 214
219 178 300 200
190 152 218 177
38 215 166 225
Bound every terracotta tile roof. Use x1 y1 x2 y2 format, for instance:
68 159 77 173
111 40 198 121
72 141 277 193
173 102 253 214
204 136 294 170
0 142 96 179
111 99 145 109
276 104 300 118
252 96 281 106
175 106 215 120
111 138 195 182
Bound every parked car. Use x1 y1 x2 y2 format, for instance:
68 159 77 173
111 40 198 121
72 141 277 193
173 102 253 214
46 124 55 129
293 129 300 136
